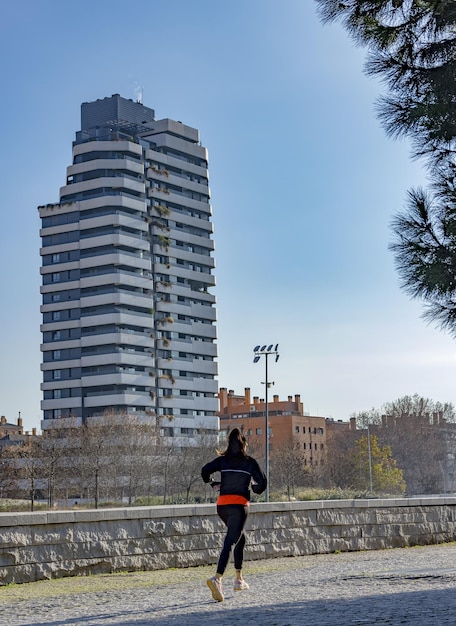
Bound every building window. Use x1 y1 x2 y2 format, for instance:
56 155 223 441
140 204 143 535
320 443 324 450
303 443 306 449
53 370 61 379
295 426 300 434
256 428 262 435
52 254 60 263
53 331 61 340
54 390 61 399
53 350 61 360
52 273 61 282
52 311 61 321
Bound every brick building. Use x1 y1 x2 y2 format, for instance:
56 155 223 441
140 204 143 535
0 415 38 449
218 387 326 467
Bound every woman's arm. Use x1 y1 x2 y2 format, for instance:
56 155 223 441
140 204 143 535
250 458 267 494
201 457 221 483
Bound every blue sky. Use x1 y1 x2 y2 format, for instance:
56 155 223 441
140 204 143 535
1 0 455 432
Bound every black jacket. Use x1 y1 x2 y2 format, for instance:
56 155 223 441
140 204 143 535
201 454 267 501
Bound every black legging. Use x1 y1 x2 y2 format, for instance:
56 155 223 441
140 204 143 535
216 504 249 575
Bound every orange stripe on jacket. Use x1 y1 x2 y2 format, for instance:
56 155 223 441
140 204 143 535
216 495 249 506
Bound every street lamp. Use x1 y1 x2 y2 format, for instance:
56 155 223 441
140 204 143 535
367 424 373 497
253 344 279 502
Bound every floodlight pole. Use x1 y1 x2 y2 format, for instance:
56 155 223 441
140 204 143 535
367 424 373 497
253 344 279 503
264 351 270 503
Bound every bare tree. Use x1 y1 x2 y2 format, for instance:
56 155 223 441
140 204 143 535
375 414 444 494
352 395 455 494
172 429 217 503
115 417 158 505
0 445 17 500
76 414 118 508
322 428 360 491
269 437 308 500
34 429 70 507
155 437 178 504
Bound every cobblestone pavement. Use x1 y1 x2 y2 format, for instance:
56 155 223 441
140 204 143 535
1 544 456 626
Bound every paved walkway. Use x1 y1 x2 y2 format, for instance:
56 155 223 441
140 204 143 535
1 544 456 625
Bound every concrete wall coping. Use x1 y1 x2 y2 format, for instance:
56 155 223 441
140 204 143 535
1 496 455 528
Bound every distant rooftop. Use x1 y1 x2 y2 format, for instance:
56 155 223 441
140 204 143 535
81 93 155 132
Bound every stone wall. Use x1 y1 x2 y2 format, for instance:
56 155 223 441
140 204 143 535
1 496 456 586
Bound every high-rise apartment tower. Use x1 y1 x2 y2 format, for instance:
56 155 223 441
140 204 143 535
39 94 218 440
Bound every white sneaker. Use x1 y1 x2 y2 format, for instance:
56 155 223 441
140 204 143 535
233 578 249 591
207 576 224 602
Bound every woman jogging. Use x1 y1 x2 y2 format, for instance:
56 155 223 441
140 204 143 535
201 427 267 602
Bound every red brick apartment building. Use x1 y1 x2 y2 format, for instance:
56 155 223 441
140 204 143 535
218 387 327 467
